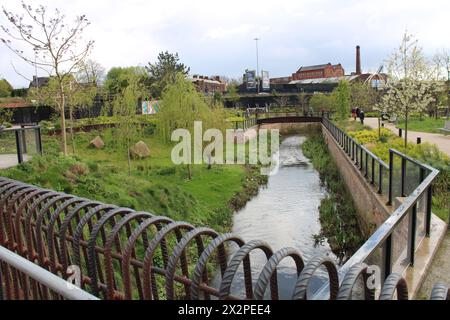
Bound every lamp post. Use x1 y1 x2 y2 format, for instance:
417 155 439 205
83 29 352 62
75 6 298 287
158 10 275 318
254 37 260 94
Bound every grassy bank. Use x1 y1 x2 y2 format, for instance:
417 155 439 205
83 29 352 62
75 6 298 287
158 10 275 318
302 135 365 263
0 127 267 233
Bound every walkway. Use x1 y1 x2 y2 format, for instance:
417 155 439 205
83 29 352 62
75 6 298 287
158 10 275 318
364 118 450 157
417 232 450 299
0 154 30 169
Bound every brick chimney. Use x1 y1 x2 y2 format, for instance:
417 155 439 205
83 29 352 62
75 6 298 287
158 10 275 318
356 45 362 75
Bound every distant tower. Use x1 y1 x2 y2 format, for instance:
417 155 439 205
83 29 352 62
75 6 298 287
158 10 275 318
356 45 362 75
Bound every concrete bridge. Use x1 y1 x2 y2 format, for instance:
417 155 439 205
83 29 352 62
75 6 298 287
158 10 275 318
0 114 448 300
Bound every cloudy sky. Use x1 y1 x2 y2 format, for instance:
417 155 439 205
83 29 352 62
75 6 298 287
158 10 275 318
1 0 449 88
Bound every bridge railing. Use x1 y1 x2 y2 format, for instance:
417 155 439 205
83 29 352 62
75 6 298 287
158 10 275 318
0 244 98 300
0 176 447 300
316 117 440 299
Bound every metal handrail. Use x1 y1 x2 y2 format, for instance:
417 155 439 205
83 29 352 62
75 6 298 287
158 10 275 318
0 245 98 300
313 117 440 299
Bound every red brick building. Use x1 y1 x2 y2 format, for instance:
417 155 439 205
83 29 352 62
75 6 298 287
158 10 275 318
190 75 227 94
292 63 345 81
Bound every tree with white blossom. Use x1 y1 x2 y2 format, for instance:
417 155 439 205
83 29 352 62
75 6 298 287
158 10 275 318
376 31 440 148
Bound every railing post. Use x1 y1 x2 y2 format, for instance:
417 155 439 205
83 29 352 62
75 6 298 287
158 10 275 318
365 152 368 177
378 163 383 194
35 127 43 154
15 130 23 164
371 157 375 184
351 141 355 161
401 157 407 197
408 203 417 266
425 185 432 237
388 150 393 205
382 234 392 281
20 126 27 154
360 147 363 170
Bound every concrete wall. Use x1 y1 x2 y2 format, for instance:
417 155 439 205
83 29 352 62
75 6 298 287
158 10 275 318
321 126 391 237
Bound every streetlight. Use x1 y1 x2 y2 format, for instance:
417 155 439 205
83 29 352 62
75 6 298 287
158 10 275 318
254 37 260 94
447 69 450 119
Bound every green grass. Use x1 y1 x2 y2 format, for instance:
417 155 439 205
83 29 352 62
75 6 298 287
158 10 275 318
0 127 265 232
397 117 447 134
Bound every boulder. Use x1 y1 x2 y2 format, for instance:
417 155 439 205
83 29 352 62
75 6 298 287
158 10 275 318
89 136 104 149
130 141 150 159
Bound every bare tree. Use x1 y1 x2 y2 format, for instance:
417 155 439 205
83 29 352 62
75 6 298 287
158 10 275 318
1 1 94 155
77 59 105 86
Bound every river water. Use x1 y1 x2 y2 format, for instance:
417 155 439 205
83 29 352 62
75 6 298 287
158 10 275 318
219 134 338 299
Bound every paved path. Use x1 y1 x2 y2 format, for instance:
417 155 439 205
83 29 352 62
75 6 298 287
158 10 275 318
0 154 30 169
364 118 450 157
417 232 450 299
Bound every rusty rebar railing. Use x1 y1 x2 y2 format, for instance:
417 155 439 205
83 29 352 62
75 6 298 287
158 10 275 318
0 177 448 300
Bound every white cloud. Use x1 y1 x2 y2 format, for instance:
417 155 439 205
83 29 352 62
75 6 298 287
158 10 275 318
0 0 449 87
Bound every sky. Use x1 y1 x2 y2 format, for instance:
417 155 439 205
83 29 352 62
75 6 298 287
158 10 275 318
1 0 449 88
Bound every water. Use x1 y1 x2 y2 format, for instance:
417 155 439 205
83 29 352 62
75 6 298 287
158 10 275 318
215 134 337 299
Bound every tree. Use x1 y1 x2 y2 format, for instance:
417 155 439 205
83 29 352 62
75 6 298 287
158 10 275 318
0 79 13 97
376 80 438 147
104 66 148 96
385 30 430 81
1 1 94 155
158 73 226 179
350 81 379 112
146 51 190 98
274 95 289 108
110 69 147 175
28 76 97 153
227 84 240 108
297 92 308 113
0 108 13 126
309 93 335 112
432 49 450 118
333 80 351 120
77 59 105 86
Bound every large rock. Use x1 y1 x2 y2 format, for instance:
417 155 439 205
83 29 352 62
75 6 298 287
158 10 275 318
130 141 150 159
89 136 104 149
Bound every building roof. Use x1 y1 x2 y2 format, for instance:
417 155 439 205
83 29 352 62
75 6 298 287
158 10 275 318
289 75 359 85
296 63 343 73
0 102 33 109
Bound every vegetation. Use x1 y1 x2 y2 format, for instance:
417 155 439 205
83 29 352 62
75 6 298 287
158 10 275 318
110 68 148 175
1 1 94 156
0 79 13 97
333 80 351 120
376 31 445 148
396 116 447 134
29 76 97 153
302 135 365 262
338 120 450 222
309 93 335 112
0 126 266 233
349 81 379 112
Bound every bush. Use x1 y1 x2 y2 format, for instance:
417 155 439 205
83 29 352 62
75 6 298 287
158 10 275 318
348 128 393 145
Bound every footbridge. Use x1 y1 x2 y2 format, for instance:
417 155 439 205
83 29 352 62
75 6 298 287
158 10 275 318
0 114 448 300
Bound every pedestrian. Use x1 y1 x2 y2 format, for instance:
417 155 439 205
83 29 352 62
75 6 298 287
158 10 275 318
359 109 365 125
351 108 357 121
356 107 361 119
